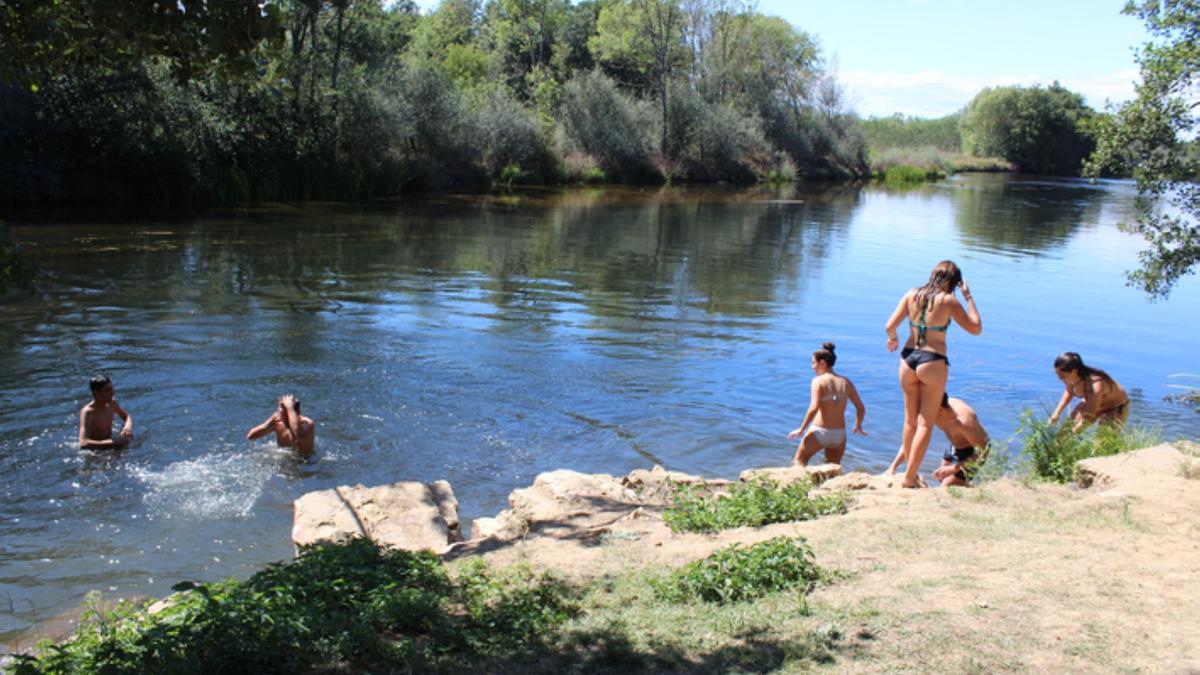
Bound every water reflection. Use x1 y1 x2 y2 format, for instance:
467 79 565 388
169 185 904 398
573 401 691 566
948 174 1135 254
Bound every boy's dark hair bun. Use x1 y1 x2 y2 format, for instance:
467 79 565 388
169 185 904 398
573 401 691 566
822 342 836 352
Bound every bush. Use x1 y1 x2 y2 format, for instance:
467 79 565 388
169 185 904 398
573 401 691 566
559 70 659 181
663 478 846 534
11 539 579 674
1018 410 1161 483
651 537 823 604
474 87 552 182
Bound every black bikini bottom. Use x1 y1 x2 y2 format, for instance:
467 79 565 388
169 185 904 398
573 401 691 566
901 347 949 370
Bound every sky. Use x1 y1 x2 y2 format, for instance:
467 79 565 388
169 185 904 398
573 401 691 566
413 0 1153 119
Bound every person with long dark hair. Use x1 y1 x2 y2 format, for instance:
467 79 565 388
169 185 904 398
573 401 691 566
1049 352 1129 432
788 342 867 465
884 261 982 487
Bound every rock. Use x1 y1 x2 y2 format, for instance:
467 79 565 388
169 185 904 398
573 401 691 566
510 470 639 523
739 463 843 487
469 510 525 541
817 471 904 492
291 487 365 549
622 464 732 504
1075 444 1191 488
292 480 462 554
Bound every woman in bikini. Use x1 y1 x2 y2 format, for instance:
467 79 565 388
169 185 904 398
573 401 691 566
1049 352 1129 432
788 342 867 466
884 261 982 488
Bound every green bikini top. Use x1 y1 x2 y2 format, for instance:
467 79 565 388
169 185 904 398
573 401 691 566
910 301 950 347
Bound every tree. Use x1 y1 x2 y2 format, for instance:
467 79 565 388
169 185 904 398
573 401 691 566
960 83 1096 175
0 0 283 87
591 0 684 157
1086 0 1200 299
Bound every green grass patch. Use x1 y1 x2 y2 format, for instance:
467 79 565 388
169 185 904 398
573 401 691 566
1017 410 1161 483
651 537 824 604
882 164 945 183
662 478 846 534
9 539 577 674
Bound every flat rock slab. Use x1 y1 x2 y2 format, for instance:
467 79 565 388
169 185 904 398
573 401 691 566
1076 444 1193 488
292 480 461 554
740 463 843 487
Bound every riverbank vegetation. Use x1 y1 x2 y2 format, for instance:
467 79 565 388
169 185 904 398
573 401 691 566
7 536 831 673
1015 411 1161 484
0 0 869 208
663 478 846 533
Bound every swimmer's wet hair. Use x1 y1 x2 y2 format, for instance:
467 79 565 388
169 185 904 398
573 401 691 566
941 392 951 408
813 342 837 367
89 375 111 393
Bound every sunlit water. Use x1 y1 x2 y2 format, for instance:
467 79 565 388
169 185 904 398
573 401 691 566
2 175 1198 644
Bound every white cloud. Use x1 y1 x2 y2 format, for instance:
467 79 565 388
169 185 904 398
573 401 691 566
841 68 1141 118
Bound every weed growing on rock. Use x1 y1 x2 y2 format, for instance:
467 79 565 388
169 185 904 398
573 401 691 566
1018 410 1161 483
663 478 846 534
9 539 578 674
651 537 824 604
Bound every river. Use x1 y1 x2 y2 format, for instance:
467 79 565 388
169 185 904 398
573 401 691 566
2 174 1198 645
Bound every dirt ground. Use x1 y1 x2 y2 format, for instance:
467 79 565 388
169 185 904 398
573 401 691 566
460 444 1200 673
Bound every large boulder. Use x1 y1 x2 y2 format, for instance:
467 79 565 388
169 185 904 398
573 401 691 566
292 481 461 554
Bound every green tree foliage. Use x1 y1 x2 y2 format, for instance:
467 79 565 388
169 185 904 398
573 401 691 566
960 83 1097 175
0 0 282 87
1086 0 1200 298
859 113 963 152
0 0 871 206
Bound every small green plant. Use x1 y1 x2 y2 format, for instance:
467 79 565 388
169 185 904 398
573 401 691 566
662 478 846 534
651 537 823 604
1017 410 1161 483
497 162 526 187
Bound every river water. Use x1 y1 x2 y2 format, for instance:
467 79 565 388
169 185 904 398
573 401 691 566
2 174 1198 644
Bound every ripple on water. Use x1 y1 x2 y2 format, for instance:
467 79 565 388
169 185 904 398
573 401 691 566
134 448 279 520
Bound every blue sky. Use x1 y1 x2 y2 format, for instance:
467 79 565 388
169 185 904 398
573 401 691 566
414 0 1152 118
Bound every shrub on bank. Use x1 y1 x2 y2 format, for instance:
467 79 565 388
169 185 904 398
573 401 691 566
559 70 659 182
1018 410 1161 483
9 539 577 674
663 478 846 534
651 537 823 604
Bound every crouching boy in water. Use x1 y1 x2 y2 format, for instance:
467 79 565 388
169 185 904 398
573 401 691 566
888 393 988 487
246 394 315 456
78 375 133 450
788 342 867 466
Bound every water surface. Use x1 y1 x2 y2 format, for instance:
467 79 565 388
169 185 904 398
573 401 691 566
2 175 1198 644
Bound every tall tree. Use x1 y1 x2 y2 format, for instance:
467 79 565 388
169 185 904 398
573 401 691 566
1086 0 1200 299
591 0 684 157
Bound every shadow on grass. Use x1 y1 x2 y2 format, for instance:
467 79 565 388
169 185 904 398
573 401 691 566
457 620 843 674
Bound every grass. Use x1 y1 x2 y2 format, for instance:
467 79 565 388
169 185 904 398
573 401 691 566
7 538 845 674
1016 410 1161 483
662 477 846 534
869 145 1011 178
